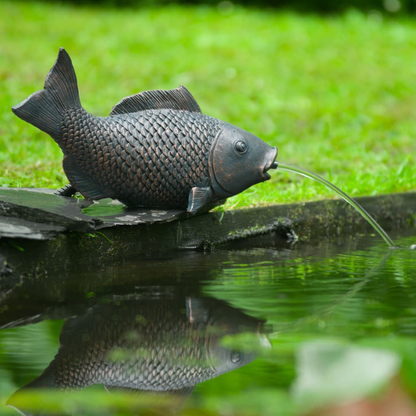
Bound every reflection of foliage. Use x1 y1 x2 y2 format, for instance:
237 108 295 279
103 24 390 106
1 233 416 414
36 0 416 14
0 321 62 402
5 388 176 416
198 235 416 413
204 238 416 338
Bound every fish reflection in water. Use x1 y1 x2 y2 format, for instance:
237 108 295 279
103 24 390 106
8 295 270 415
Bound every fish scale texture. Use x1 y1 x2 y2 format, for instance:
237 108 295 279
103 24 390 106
52 300 216 390
60 108 221 208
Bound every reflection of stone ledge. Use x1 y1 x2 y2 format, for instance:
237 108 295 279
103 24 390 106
0 188 415 277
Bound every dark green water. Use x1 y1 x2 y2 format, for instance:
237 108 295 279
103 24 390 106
1 228 416 416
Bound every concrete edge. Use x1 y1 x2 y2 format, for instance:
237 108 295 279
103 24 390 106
0 192 415 279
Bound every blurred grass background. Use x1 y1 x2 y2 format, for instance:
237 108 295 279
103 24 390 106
1 0 415 208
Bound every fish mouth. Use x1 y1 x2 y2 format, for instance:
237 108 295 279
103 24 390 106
262 147 278 181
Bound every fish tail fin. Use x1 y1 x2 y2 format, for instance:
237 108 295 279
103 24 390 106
6 366 56 415
12 48 81 140
11 366 56 393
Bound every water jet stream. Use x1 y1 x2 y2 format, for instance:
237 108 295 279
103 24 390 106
276 163 396 248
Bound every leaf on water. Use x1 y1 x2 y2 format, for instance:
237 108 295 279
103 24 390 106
291 340 401 412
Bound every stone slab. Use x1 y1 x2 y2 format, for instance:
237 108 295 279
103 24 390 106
84 198 187 227
0 216 65 240
0 188 96 234
0 188 188 239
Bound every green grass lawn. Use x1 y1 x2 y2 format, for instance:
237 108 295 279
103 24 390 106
1 1 415 209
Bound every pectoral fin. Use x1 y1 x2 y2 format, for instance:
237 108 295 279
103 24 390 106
186 297 209 324
63 155 110 200
55 183 77 197
187 186 212 215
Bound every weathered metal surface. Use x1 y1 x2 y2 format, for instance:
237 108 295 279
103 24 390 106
12 48 278 215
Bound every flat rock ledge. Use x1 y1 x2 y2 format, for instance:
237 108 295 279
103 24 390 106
0 188 415 278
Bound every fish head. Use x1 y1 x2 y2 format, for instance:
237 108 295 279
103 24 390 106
188 298 271 375
209 122 278 198
206 314 271 375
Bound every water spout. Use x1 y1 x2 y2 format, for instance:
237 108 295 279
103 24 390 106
277 163 396 248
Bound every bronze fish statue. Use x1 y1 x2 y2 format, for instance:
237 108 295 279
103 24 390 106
12 48 278 214
7 296 270 415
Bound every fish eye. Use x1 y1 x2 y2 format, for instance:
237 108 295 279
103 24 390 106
230 351 242 364
234 140 248 154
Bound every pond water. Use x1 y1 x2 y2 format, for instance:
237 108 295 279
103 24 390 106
1 228 416 415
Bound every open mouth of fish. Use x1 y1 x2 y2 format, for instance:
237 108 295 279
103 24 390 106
262 147 278 180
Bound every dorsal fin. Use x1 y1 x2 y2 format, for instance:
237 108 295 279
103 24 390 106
109 85 202 116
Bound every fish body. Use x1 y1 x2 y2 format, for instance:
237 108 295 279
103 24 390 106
12 49 278 214
51 301 215 390
8 296 269 416
60 107 220 209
